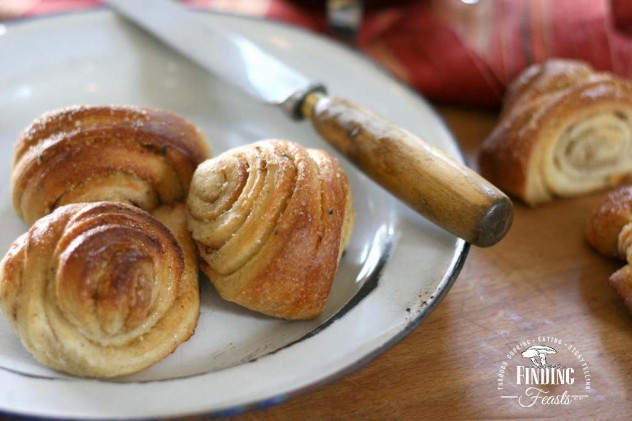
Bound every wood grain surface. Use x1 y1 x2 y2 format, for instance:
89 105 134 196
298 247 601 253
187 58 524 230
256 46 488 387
224 106 632 420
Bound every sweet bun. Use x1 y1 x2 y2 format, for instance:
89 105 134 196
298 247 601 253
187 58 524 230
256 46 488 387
187 140 354 319
12 105 211 224
0 202 199 377
480 60 632 205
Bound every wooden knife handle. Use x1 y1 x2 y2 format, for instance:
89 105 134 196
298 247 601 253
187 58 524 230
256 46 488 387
302 93 513 247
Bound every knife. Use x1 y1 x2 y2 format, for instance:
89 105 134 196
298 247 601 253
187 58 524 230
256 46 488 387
105 0 513 247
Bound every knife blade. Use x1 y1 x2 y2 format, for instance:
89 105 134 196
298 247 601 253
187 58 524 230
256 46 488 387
105 0 513 247
105 0 324 116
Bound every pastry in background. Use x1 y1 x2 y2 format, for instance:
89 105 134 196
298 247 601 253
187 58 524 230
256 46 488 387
585 186 632 313
187 140 354 320
12 105 211 225
0 202 199 377
479 59 632 206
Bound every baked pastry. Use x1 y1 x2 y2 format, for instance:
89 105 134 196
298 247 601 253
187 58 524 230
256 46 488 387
585 186 632 312
187 140 354 319
479 59 632 205
12 105 211 225
0 202 199 377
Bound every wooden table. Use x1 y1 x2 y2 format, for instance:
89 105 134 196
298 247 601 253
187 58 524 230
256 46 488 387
227 106 632 420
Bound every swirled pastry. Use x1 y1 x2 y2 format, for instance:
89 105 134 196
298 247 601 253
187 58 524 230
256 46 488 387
0 202 199 377
12 105 211 225
585 186 632 313
187 140 354 320
479 59 632 205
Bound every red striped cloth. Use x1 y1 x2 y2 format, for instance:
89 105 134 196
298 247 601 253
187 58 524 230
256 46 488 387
2 0 631 107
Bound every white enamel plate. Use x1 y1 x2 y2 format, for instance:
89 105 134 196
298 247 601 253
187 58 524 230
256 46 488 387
0 10 467 419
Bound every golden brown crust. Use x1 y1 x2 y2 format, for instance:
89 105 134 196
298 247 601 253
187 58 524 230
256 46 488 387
585 186 632 313
501 60 594 115
610 265 632 312
12 105 211 225
187 140 354 320
585 186 632 258
0 201 199 377
479 59 632 205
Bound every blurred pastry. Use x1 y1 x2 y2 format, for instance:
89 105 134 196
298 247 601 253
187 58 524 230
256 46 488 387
12 105 211 224
187 139 354 319
479 59 632 205
585 186 632 312
0 202 199 377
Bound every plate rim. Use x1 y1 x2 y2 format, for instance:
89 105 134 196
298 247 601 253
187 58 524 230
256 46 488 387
0 8 470 419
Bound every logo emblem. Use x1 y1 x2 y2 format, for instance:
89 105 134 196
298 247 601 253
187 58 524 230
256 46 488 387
521 345 559 368
497 338 591 407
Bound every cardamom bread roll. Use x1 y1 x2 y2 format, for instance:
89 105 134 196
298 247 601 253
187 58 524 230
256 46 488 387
480 59 632 205
12 105 211 224
0 202 199 377
585 186 632 313
187 140 355 320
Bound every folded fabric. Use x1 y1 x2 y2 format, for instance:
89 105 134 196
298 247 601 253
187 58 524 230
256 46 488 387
3 0 630 107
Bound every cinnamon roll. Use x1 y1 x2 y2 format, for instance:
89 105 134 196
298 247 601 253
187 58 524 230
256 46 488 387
585 186 632 313
479 59 632 205
0 202 199 377
187 140 354 320
12 105 211 225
